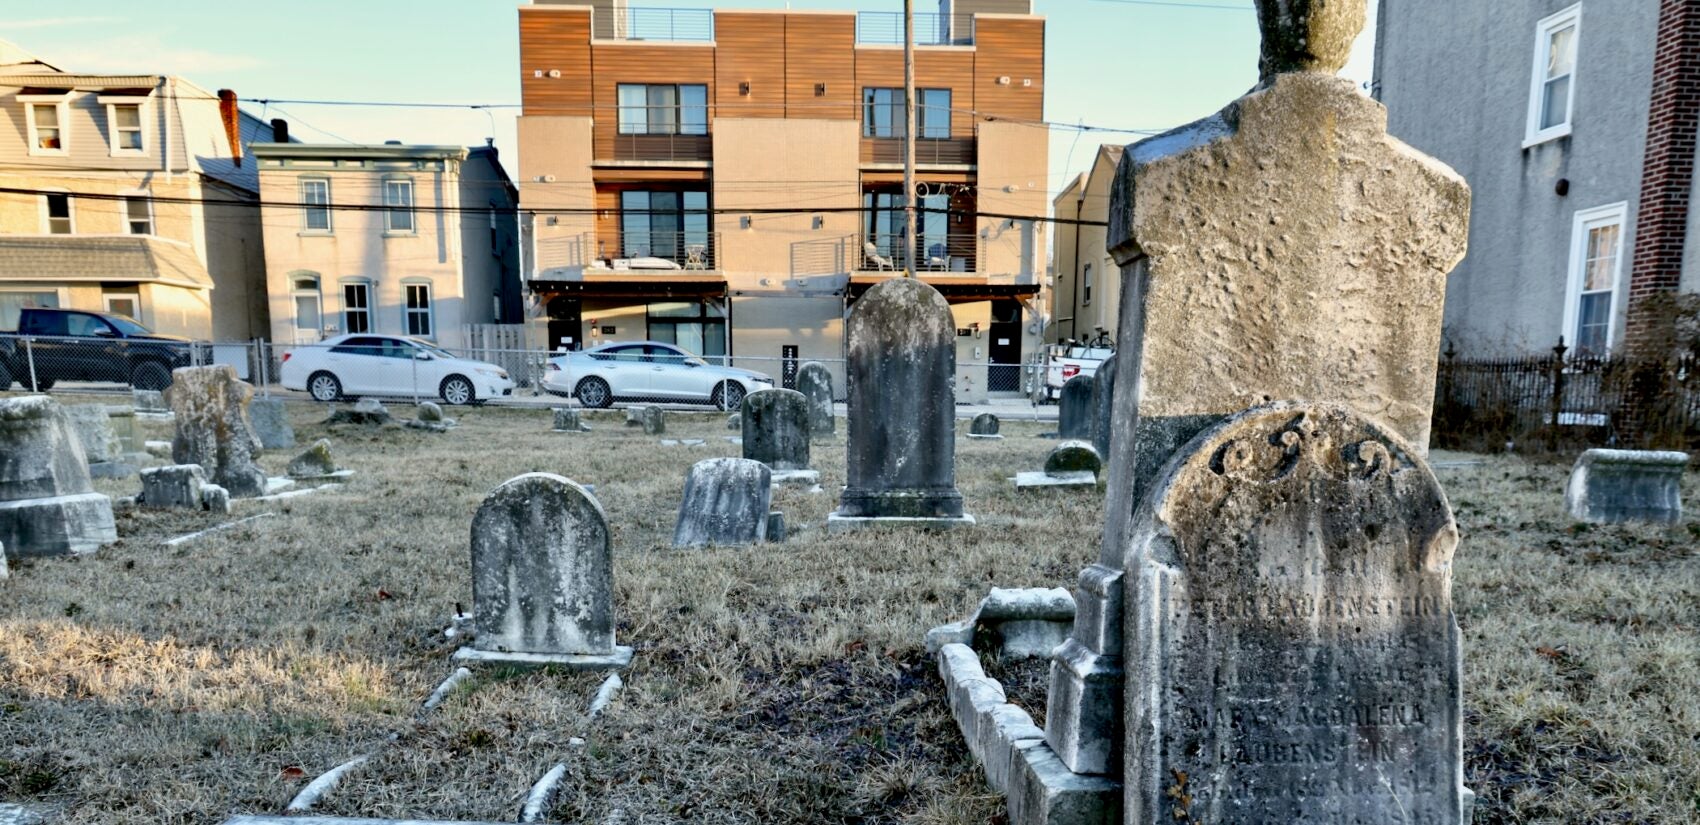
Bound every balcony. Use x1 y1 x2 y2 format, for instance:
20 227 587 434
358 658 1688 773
856 12 970 46
860 137 976 166
789 233 980 277
610 131 713 163
605 7 714 42
535 230 721 279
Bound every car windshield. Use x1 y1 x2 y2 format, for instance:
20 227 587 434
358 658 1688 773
106 314 152 336
405 338 456 358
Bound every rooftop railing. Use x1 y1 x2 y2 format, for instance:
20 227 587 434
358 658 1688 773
856 12 968 46
613 7 714 42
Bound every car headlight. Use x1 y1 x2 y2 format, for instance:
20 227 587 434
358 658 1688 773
476 367 508 380
753 376 774 384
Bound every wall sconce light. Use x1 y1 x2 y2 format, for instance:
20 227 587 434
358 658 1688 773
740 215 753 230
546 215 559 226
815 83 827 97
812 215 824 230
971 322 982 339
739 81 751 96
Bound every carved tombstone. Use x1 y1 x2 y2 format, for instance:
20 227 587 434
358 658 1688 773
796 361 836 437
164 366 269 498
1124 404 1466 824
830 278 971 529
1043 0 1470 787
742 388 812 472
1058 374 1094 440
0 396 117 557
456 473 631 670
673 458 774 548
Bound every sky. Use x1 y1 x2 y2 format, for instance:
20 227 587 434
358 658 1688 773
3 0 1376 207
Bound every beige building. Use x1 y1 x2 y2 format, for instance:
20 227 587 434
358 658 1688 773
251 140 520 349
0 40 270 339
516 0 1048 400
1049 143 1122 346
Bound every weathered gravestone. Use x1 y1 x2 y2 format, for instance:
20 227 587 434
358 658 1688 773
1057 374 1094 441
164 366 269 498
969 413 1002 439
405 401 456 432
727 412 741 431
132 389 169 416
639 405 665 435
553 408 590 433
1565 449 1689 525
0 396 117 557
796 361 835 437
1089 354 1116 460
1015 440 1102 490
325 399 395 426
63 405 133 479
673 458 774 548
455 473 632 670
287 439 344 479
829 278 973 531
742 388 815 483
1039 0 1470 797
248 397 295 450
1124 403 1466 823
137 464 229 513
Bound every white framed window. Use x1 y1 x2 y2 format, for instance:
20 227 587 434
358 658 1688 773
1526 4 1581 147
42 192 73 234
122 193 153 235
404 281 434 337
383 179 415 233
21 94 70 155
0 290 61 329
341 280 372 334
104 293 139 319
99 98 147 155
301 178 332 233
1082 262 1093 305
1563 202 1628 358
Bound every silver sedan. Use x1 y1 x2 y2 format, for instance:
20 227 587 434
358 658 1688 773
542 342 773 409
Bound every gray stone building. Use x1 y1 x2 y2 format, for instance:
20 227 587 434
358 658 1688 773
1375 0 1700 358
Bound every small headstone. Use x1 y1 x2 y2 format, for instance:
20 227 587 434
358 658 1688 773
1044 441 1102 478
796 361 835 437
132 389 168 414
0 396 117 557
63 405 133 479
727 412 741 431
103 406 146 464
625 408 645 426
553 408 590 432
138 464 207 510
742 388 812 472
1057 374 1094 440
830 278 973 530
405 403 456 432
164 366 268 498
417 401 446 422
1565 449 1689 524
766 511 787 543
324 399 395 426
249 397 296 450
969 413 1002 439
201 483 231 514
641 405 665 435
1089 354 1116 459
1123 404 1465 823
455 473 632 671
287 439 342 479
673 457 773 548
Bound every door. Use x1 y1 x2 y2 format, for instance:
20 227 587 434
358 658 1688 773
546 296 582 352
988 300 1023 394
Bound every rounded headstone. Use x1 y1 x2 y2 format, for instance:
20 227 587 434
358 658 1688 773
1045 440 1102 477
673 457 773 548
796 361 835 437
971 413 1001 436
1058 374 1095 440
727 412 742 431
471 473 616 656
741 387 812 472
417 401 446 423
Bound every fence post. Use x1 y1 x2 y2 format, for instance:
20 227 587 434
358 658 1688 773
23 337 37 392
255 338 270 396
1547 337 1568 453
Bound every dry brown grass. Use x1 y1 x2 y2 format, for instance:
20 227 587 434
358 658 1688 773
0 398 1695 824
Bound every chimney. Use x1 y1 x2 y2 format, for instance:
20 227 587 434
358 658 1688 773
217 89 243 166
271 118 289 143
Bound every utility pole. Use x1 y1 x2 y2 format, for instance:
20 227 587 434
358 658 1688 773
903 0 917 277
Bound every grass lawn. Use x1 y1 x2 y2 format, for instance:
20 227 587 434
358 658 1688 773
0 396 1696 824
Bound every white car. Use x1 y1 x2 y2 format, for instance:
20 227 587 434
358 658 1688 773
281 334 515 405
542 341 773 409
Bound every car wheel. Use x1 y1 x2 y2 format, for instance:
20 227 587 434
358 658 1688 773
131 361 172 392
308 371 343 402
576 376 612 409
713 381 746 412
440 375 476 406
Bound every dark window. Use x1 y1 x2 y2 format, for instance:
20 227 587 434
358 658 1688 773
863 190 947 264
862 87 950 138
617 84 708 135
20 310 67 336
330 336 382 355
621 190 710 265
44 193 72 234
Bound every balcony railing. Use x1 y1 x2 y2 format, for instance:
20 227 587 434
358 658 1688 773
611 7 714 42
610 131 713 162
536 230 721 276
857 12 969 46
860 137 976 166
860 232 979 274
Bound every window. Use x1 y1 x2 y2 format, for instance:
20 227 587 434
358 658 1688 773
1564 202 1627 357
109 103 144 153
384 179 415 233
1083 262 1093 305
342 282 371 334
616 84 708 135
1527 4 1581 146
647 302 726 360
621 190 710 265
25 100 68 154
330 336 383 356
0 291 59 329
104 293 139 319
862 189 947 265
64 312 115 337
123 195 153 235
43 193 72 234
404 282 433 337
489 201 501 252
301 179 331 232
862 88 951 138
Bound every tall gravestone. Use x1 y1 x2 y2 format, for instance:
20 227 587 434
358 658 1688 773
0 396 117 557
1089 354 1117 459
796 361 835 437
1124 404 1465 823
1040 0 1471 807
165 366 269 498
249 397 296 450
673 457 774 548
742 388 812 472
1057 374 1094 440
829 278 973 530
454 473 632 671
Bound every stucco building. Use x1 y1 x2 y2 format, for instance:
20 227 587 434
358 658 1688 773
1048 143 1121 346
0 40 270 340
515 0 1048 400
251 138 520 349
1376 0 1700 358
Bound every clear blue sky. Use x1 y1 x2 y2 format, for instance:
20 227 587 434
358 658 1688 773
4 0 1375 207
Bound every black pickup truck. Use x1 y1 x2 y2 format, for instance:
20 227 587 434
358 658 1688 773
0 307 202 391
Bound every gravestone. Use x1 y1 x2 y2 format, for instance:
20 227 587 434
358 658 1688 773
249 397 295 450
104 405 144 461
1015 441 1102 490
797 361 835 437
417 401 446 423
1058 374 1094 440
454 473 632 670
673 458 774 548
0 396 117 557
641 405 665 435
164 366 269 498
137 464 228 512
765 511 787 543
553 408 590 433
969 413 1002 439
287 439 342 479
1124 403 1466 823
727 412 741 431
829 278 973 530
1040 0 1470 795
132 389 168 415
1089 354 1117 459
1565 449 1689 524
325 399 395 426
742 388 814 481
63 405 133 479
0 540 7 580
